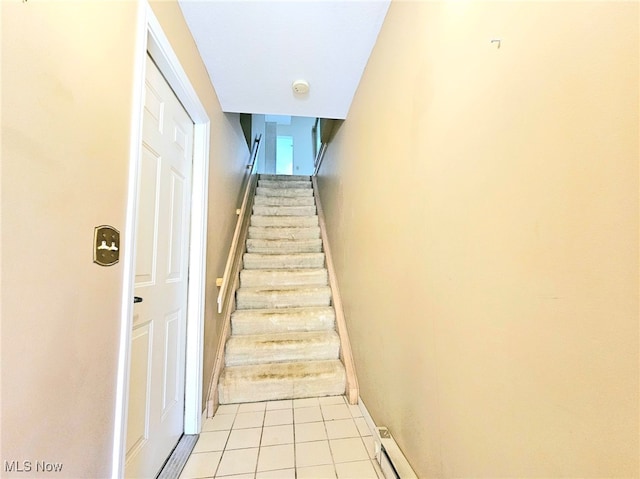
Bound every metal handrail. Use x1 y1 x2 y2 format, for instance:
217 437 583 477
313 142 328 176
216 134 262 313
246 135 261 170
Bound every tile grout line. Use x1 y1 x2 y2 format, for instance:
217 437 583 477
252 407 263 478
194 396 378 479
292 400 298 479
320 398 339 479
214 406 239 478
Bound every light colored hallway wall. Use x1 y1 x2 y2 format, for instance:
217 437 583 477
1 2 248 476
317 1 639 477
2 3 138 476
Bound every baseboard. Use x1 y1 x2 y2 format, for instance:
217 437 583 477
201 408 208 428
357 396 379 439
357 396 418 479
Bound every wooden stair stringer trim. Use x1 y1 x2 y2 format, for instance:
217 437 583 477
311 176 359 405
205 173 258 418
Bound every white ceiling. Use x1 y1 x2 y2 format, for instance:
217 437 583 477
178 1 390 119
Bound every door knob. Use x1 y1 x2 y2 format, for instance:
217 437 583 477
134 296 143 304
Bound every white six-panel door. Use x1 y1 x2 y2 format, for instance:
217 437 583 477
125 54 194 478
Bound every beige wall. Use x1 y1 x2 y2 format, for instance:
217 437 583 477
317 1 639 477
1 1 247 477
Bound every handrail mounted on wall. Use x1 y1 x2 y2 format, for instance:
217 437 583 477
206 135 262 415
217 134 262 314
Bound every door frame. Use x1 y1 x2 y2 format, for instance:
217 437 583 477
112 3 211 477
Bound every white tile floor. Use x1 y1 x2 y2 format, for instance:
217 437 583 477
180 396 383 479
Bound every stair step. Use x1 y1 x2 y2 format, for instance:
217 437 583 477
260 174 311 181
240 268 328 287
248 226 320 240
253 205 317 217
251 215 318 228
256 187 313 197
219 359 346 404
236 286 331 309
231 306 336 335
225 331 340 367
254 195 316 207
243 253 325 270
259 180 311 189
246 238 322 254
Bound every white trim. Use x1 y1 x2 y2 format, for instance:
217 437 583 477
357 396 379 440
112 2 211 476
111 1 147 476
184 122 210 434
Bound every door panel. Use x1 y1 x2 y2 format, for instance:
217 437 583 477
162 311 181 416
126 54 194 478
135 146 161 286
144 82 164 132
126 323 153 456
167 170 186 282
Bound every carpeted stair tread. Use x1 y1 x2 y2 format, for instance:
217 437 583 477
253 205 317 216
248 226 320 240
250 215 319 227
243 252 325 269
231 306 336 335
254 195 316 207
259 174 311 181
218 360 346 404
225 331 340 367
240 268 328 287
246 238 322 254
218 174 347 404
258 180 311 189
236 285 331 309
256 187 313 197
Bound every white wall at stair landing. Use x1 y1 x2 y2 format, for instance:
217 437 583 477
252 114 316 175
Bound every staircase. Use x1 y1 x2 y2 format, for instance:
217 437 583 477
218 174 347 404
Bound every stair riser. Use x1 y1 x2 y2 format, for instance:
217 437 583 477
259 180 311 189
231 308 336 335
251 215 319 227
236 289 331 309
240 269 328 287
218 174 346 405
248 226 320 240
256 187 313 197
225 339 340 367
243 253 325 269
254 196 316 207
219 377 346 404
219 361 346 404
253 205 317 216
246 239 322 254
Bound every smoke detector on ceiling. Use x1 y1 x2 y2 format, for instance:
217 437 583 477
292 79 310 95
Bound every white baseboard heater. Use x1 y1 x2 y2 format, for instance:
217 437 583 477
375 427 418 479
